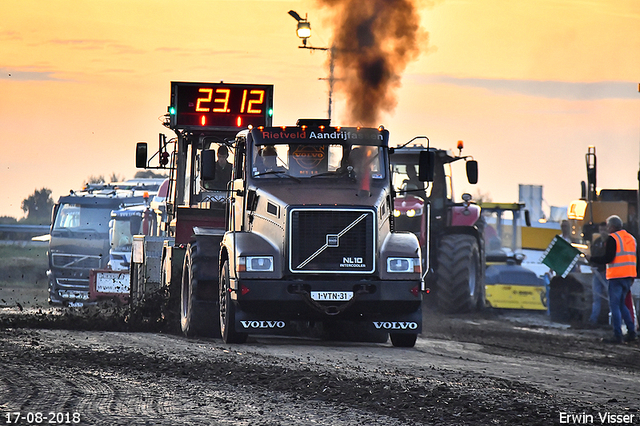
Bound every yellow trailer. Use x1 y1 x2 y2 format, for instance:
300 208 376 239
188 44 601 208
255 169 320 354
480 202 548 310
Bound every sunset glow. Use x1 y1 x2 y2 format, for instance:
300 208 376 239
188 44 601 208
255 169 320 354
0 0 639 218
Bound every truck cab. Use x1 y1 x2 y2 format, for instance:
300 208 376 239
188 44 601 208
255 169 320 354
48 181 162 306
48 188 143 306
214 123 423 345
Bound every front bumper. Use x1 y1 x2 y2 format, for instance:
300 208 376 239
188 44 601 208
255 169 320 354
232 278 423 333
47 269 92 306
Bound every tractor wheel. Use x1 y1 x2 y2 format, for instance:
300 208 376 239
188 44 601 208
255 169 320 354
435 234 484 314
219 260 248 344
180 243 220 338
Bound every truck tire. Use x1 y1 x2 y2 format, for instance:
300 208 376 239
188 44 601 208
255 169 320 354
390 333 418 348
219 260 248 344
180 243 220 338
160 253 180 331
435 234 484 314
129 261 143 308
127 262 140 326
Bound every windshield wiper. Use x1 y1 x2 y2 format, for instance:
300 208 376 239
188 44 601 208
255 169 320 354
308 170 349 179
75 227 102 232
253 170 301 183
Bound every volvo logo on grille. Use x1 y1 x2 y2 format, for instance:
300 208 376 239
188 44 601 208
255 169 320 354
326 234 339 247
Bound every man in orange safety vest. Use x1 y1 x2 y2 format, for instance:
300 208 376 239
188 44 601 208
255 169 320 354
588 215 637 344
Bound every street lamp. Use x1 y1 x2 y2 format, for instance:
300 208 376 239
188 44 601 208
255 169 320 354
288 10 335 120
288 11 312 46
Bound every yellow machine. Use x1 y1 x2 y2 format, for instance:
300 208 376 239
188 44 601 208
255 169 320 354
548 145 638 324
567 146 637 247
481 202 547 310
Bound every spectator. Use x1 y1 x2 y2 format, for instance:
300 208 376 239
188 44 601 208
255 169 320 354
588 215 637 344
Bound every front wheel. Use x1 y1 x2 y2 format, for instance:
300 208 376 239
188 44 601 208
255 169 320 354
435 234 484 314
180 243 220 338
219 261 248 344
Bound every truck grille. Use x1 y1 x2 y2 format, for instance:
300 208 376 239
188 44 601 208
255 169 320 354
289 208 375 274
51 253 102 270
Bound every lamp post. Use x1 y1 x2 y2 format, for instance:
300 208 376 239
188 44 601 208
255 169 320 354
288 10 335 121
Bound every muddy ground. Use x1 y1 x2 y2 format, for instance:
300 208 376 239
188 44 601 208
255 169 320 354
1 282 640 425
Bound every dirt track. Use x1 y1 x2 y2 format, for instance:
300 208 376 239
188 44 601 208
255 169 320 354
1 299 639 425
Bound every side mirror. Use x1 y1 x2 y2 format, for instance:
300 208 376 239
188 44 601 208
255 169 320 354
201 149 216 181
418 151 435 182
466 160 478 184
136 142 148 169
524 209 531 227
580 180 587 200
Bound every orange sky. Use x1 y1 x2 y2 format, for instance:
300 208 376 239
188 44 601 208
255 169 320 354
1 0 639 219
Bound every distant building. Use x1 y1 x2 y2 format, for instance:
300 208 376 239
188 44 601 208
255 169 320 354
519 184 567 223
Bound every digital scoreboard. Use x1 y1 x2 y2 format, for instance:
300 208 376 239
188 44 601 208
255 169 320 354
169 82 274 130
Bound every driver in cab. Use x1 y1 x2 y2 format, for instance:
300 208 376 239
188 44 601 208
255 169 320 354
258 146 287 173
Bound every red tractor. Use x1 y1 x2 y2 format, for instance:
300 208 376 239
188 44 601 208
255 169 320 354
390 141 484 314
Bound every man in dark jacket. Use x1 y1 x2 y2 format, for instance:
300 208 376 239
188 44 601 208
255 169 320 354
588 222 609 325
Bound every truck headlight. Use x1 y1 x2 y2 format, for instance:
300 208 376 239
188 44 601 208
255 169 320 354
239 256 274 272
387 257 420 273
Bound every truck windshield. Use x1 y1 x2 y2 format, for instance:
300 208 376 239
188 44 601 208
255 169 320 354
53 204 112 233
251 143 385 181
482 209 523 256
110 216 141 251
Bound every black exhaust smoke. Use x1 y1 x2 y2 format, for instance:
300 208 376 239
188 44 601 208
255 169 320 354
317 0 426 126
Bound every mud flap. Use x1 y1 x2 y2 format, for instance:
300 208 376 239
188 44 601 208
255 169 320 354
89 269 129 305
233 310 290 335
367 308 422 334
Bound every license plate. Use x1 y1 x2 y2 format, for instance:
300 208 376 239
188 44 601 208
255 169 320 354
310 291 353 301
96 272 130 294
59 290 89 300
